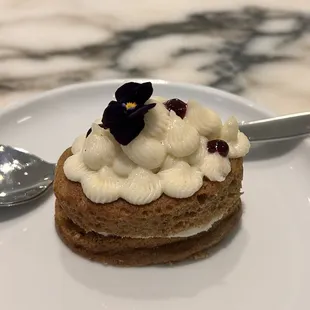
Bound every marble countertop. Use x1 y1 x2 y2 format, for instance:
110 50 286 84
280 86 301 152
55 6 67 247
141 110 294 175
0 0 310 114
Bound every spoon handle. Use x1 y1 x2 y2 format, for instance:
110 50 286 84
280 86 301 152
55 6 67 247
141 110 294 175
239 112 310 142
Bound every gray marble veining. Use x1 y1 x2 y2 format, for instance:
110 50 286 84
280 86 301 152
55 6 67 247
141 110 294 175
0 3 309 114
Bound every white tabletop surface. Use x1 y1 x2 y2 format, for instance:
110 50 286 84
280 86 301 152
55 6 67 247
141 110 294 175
0 0 310 114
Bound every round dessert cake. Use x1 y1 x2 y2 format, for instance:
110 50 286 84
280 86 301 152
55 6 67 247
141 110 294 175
54 81 250 266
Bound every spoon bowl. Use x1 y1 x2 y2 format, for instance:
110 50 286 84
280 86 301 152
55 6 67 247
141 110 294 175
0 145 55 207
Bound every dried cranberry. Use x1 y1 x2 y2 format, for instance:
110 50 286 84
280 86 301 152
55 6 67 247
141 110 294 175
164 98 187 119
207 139 229 157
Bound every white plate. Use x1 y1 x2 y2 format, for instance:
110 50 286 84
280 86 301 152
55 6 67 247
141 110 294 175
0 80 310 310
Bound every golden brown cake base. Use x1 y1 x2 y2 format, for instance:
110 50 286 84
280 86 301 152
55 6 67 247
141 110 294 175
54 149 243 238
55 199 242 267
54 148 244 266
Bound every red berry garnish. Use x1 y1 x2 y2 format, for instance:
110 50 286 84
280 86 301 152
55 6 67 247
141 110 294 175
164 98 187 119
207 139 229 157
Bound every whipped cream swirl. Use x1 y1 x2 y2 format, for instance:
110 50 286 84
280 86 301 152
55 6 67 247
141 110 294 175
64 97 250 205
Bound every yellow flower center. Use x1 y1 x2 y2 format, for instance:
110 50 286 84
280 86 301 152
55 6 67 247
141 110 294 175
125 102 137 110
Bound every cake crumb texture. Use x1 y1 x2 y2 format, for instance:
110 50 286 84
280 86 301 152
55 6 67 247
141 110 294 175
54 148 243 238
55 199 242 267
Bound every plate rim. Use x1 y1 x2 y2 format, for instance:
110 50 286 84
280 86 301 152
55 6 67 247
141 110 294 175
0 79 275 119
1 79 310 309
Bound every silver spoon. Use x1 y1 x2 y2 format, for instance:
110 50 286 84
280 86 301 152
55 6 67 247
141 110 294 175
0 112 309 207
240 112 310 143
0 145 55 207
